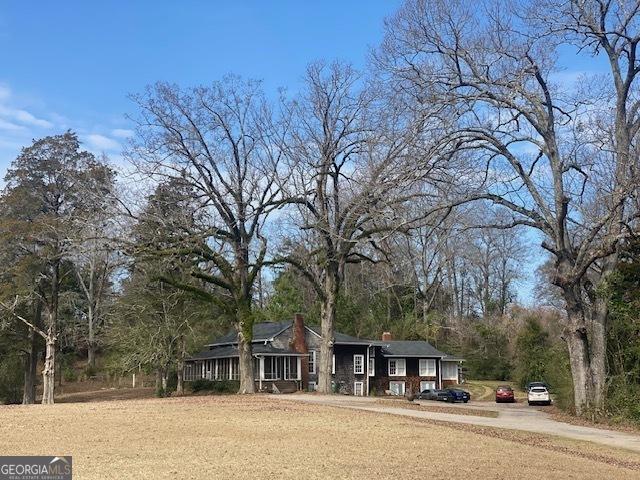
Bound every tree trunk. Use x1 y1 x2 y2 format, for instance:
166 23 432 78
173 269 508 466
590 296 608 412
562 285 593 415
22 327 38 405
176 336 186 396
41 261 60 405
318 271 338 394
176 364 184 396
237 337 255 393
565 325 591 415
155 369 162 393
87 304 96 369
236 300 255 394
41 334 56 405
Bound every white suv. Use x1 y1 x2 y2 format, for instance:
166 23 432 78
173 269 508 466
527 386 551 406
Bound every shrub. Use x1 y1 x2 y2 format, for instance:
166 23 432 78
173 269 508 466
0 356 24 404
189 379 239 394
83 365 98 379
165 370 178 393
544 343 574 411
63 366 78 383
514 318 551 389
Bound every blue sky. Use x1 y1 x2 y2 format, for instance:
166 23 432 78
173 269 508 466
0 1 401 169
0 1 611 305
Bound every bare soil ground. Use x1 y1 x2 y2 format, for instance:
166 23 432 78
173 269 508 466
1 395 639 479
541 404 640 434
376 398 499 417
464 379 527 402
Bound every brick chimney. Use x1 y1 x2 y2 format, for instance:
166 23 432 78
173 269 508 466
381 331 393 342
291 314 309 388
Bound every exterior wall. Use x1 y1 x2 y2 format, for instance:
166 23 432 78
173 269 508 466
305 328 323 389
440 360 461 387
302 330 368 395
370 354 443 396
332 344 369 395
186 323 462 397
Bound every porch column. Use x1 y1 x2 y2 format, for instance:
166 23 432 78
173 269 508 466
437 358 442 389
259 357 264 390
201 361 205 379
297 356 301 381
366 346 370 396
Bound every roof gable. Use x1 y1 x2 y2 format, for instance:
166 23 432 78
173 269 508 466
207 321 292 346
379 340 447 357
305 325 372 345
205 321 457 359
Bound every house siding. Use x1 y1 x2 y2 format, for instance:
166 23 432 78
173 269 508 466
305 328 322 388
370 355 441 396
332 344 369 395
186 320 463 397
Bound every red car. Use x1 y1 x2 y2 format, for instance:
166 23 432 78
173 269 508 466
495 385 515 403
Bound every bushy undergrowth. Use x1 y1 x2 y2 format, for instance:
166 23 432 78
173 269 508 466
0 355 23 404
189 379 239 394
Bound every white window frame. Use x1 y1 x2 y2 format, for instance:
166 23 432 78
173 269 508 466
332 354 335 375
420 381 436 392
441 361 459 381
368 357 375 377
353 354 365 374
419 359 436 377
308 350 316 374
354 381 364 396
389 381 405 396
388 358 406 376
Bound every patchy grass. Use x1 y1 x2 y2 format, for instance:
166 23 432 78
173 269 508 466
56 387 156 404
375 398 499 418
1 395 638 479
541 405 640 435
465 380 527 402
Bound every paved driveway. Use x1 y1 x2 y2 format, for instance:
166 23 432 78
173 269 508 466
274 394 640 453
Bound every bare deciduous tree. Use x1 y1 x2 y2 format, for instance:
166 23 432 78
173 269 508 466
278 61 455 393
128 78 289 394
380 0 640 413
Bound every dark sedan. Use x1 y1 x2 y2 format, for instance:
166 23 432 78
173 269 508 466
415 389 454 402
446 388 470 403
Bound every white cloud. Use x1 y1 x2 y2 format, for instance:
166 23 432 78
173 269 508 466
11 108 53 128
0 103 53 129
0 118 26 132
85 133 121 152
0 84 10 102
111 128 134 139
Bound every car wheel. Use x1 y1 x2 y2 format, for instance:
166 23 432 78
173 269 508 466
463 400 468 403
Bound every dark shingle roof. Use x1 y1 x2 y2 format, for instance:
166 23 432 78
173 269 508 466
201 320 460 360
379 340 448 357
306 325 372 345
189 343 305 361
207 321 291 346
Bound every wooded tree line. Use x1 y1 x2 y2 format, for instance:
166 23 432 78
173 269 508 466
1 0 639 418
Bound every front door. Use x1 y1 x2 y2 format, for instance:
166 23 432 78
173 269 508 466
354 381 364 396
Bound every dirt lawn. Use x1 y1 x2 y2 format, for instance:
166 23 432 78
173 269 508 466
1 395 639 479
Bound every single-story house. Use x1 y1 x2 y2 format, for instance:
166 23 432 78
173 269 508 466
183 314 463 396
